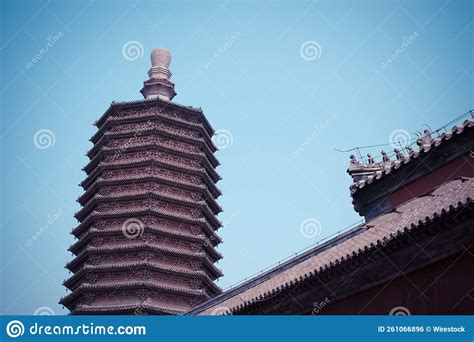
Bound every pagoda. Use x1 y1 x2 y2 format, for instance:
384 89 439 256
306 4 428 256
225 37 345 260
60 48 223 315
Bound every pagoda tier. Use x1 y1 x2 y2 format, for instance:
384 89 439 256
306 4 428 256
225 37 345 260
61 97 223 315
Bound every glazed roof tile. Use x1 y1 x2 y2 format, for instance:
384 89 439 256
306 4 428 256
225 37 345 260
187 177 473 315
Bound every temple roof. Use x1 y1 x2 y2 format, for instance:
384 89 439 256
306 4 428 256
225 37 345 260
186 177 473 315
348 118 473 194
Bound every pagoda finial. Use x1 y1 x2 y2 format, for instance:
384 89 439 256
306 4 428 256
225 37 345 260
140 48 177 101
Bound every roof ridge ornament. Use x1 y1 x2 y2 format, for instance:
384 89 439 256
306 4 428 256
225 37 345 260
140 48 177 101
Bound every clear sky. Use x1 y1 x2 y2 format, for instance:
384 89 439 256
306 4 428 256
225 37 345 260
1 0 472 315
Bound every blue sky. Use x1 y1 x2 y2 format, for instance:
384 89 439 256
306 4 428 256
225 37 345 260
1 0 472 315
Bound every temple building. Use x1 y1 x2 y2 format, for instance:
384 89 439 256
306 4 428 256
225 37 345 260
60 48 223 315
187 113 474 315
61 47 473 316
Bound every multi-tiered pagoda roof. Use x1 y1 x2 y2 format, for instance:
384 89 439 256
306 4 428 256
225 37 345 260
60 48 223 315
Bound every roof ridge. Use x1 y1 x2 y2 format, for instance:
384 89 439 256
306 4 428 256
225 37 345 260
186 177 473 315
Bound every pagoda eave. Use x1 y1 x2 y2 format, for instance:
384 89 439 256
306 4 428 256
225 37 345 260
63 262 221 294
60 281 209 308
68 226 221 255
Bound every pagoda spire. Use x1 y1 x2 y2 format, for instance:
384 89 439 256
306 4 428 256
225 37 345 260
140 48 177 101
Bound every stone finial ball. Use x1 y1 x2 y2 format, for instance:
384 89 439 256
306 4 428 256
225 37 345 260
151 48 171 68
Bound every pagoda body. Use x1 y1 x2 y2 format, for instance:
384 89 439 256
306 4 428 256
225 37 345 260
60 49 223 315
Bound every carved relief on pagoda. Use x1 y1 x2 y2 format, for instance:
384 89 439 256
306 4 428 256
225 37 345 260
108 106 200 124
84 272 100 284
153 184 202 201
145 269 204 290
103 150 200 169
107 121 155 135
156 137 200 153
90 234 145 250
148 217 201 235
148 253 200 270
101 182 151 195
107 135 201 154
147 234 201 252
92 270 147 285
97 199 148 212
89 232 200 255
150 201 202 218
156 123 202 140
153 151 201 168
90 236 104 248
106 121 203 142
153 167 201 184
102 166 151 179
89 251 145 266
81 293 96 306
106 107 202 130
93 199 202 222
158 108 201 125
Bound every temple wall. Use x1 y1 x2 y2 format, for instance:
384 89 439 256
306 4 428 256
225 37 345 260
317 248 474 315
